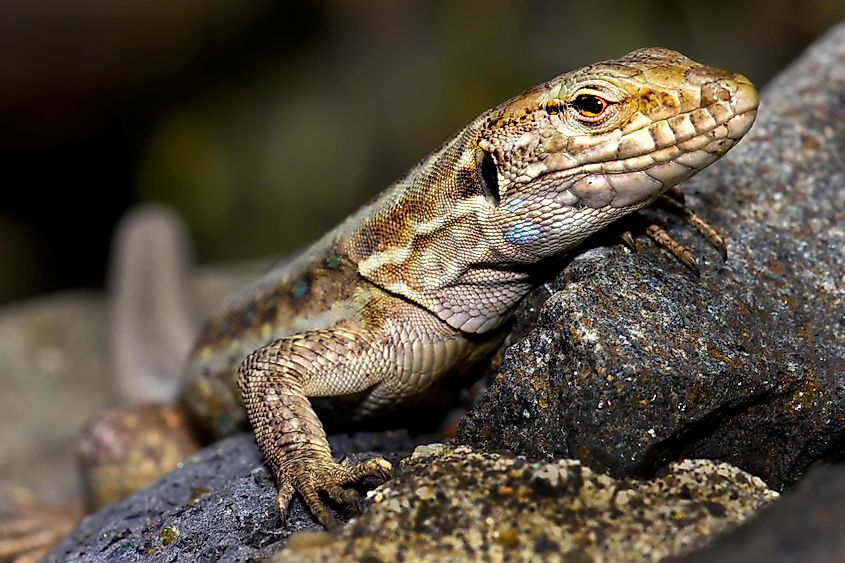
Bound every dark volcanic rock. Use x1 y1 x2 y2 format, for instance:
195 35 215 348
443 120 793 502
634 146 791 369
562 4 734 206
458 249 789 479
46 431 423 562
457 24 845 489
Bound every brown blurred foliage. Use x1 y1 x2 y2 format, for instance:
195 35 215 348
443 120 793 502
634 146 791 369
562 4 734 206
1 0 843 303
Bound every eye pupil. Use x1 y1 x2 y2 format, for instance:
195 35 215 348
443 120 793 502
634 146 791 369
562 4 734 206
572 94 607 117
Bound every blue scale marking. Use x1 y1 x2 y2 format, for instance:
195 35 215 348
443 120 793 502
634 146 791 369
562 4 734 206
504 219 543 245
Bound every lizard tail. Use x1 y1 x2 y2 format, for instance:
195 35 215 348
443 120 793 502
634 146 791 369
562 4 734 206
108 204 197 403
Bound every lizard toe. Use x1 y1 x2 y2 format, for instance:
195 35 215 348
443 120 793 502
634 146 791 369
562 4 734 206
274 480 296 525
0 494 82 562
280 454 392 527
295 478 339 529
326 485 361 512
347 457 393 482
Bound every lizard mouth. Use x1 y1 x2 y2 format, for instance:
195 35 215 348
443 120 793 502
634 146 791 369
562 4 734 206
535 74 759 210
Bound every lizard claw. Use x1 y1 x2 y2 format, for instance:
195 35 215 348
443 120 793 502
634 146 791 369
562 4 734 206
0 492 82 562
277 455 393 528
327 486 361 509
275 480 296 525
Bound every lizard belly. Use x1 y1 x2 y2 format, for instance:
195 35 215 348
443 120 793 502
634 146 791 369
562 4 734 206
307 294 505 425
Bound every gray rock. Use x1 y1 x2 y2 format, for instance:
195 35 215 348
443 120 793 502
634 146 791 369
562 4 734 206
46 431 425 562
457 22 845 490
679 463 845 563
274 445 777 562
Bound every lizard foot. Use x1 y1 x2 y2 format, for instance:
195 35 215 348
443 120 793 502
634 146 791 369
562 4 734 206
618 187 727 276
0 490 82 563
78 402 201 511
655 188 727 260
277 455 393 529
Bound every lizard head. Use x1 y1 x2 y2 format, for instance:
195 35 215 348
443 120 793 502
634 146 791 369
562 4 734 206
475 47 758 261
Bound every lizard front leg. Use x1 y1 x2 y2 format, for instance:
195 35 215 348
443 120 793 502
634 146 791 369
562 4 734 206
238 328 393 528
237 299 491 528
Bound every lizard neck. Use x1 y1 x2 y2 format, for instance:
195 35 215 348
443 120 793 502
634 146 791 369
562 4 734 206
341 115 533 334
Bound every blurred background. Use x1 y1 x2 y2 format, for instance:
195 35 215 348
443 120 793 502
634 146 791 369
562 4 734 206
2 0 844 305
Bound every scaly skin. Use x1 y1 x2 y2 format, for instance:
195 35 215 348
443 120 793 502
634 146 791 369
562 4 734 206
172 48 758 527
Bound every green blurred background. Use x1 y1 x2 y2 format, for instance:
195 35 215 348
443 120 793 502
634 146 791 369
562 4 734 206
1 0 843 304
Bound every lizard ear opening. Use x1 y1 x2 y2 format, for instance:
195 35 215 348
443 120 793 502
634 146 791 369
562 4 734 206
477 149 500 205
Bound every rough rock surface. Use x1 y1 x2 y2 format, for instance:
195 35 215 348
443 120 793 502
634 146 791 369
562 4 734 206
274 445 776 562
457 22 845 490
46 431 424 562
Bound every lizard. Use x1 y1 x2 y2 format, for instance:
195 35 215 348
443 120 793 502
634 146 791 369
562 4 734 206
181 47 758 528
0 46 758 557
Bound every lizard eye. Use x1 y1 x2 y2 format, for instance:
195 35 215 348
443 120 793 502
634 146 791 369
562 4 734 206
571 94 608 118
